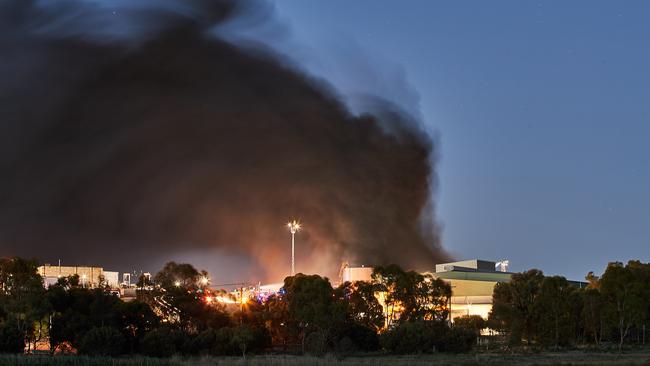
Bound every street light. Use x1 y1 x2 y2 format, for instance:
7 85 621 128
174 280 181 288
287 220 301 276
200 276 209 286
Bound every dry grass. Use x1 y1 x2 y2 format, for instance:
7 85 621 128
3 351 650 366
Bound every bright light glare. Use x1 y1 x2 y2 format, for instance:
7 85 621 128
174 281 181 287
215 296 236 304
200 276 209 285
287 220 301 234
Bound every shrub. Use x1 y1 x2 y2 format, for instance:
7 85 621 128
231 326 255 357
335 336 355 357
212 327 236 356
141 328 184 358
437 327 476 353
189 326 265 357
189 329 216 355
188 327 235 356
453 315 486 336
77 327 125 356
334 323 379 352
0 324 24 354
381 320 475 354
381 321 444 354
304 330 327 356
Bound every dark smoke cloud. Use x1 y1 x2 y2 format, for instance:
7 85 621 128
0 0 449 281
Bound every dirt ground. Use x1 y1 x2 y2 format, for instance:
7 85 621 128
4 350 650 366
175 350 650 366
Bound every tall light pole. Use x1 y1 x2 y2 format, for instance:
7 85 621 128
287 220 301 276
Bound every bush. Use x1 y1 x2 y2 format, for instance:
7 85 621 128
381 320 474 354
0 324 24 354
231 326 255 357
212 327 236 356
77 327 125 356
189 329 216 355
453 315 486 336
141 328 185 358
304 330 327 356
334 323 379 352
437 327 476 353
335 336 355 357
188 327 235 356
189 326 265 357
381 321 444 354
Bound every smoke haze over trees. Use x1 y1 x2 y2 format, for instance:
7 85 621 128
0 0 448 280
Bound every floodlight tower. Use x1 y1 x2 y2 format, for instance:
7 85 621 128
287 220 301 276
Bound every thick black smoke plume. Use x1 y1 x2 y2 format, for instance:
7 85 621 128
0 0 449 281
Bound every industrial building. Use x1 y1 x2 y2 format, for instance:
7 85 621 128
429 259 512 321
340 259 512 322
339 262 373 283
38 264 121 289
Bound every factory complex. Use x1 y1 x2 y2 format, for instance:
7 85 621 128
36 258 537 322
339 259 513 321
38 263 150 300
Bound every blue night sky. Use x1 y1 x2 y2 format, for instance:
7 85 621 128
268 1 650 280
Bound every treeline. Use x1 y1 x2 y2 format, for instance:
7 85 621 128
0 259 475 357
488 260 650 351
2 257 648 358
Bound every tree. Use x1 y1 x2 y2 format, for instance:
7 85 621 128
372 264 407 327
413 274 452 322
119 301 160 353
152 262 222 332
0 322 24 354
0 257 49 353
136 274 152 291
68 274 80 288
153 262 201 290
489 269 544 345
582 287 603 346
282 274 341 352
533 276 578 349
626 261 650 345
372 265 451 326
261 294 295 349
232 299 271 352
48 286 127 353
600 262 645 351
337 281 384 331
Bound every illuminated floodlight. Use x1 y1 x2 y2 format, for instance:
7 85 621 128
287 220 301 234
174 280 181 287
287 220 301 276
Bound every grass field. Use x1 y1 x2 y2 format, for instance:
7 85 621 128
2 351 650 366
